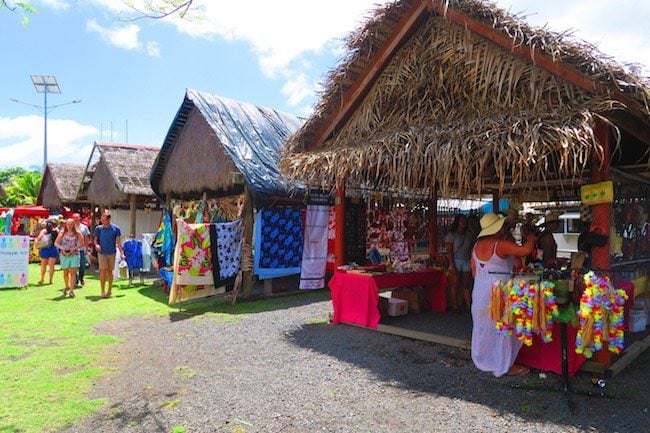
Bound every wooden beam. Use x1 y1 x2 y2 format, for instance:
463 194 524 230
311 0 432 149
129 194 136 237
608 335 650 377
342 322 471 349
334 184 346 267
242 187 254 298
606 111 650 147
579 360 607 376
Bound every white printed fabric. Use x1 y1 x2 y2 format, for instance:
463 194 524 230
215 219 243 281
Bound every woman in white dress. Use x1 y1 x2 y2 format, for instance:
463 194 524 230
470 213 537 376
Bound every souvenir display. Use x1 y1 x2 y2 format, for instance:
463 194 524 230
575 272 627 358
490 279 559 346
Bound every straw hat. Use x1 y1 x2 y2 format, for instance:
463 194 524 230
543 211 562 225
478 213 506 238
502 209 521 223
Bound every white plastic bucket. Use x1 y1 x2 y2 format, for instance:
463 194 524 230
630 307 647 333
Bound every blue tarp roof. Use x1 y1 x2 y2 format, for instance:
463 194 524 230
150 89 303 198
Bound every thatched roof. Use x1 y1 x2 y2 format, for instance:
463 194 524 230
80 142 159 207
149 89 303 199
282 0 650 197
37 163 86 208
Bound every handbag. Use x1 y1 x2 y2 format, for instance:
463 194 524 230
35 233 52 250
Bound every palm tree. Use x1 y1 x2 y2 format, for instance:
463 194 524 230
5 172 41 205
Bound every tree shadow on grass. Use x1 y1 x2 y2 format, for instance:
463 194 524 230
284 322 649 433
136 283 331 321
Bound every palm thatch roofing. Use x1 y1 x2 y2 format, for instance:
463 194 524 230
282 0 650 197
79 142 159 207
149 89 303 200
36 163 86 209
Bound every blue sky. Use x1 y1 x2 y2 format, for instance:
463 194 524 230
1 0 649 168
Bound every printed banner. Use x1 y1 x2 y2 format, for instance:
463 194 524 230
0 236 30 288
300 206 329 290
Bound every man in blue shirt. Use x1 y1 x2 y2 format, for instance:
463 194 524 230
94 212 125 298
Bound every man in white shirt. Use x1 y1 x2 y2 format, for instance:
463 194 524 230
73 213 90 286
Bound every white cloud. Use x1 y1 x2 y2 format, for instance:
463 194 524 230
281 72 315 107
0 115 98 168
146 41 161 57
86 18 141 50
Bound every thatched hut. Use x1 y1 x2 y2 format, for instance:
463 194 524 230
37 163 87 210
282 0 650 196
149 89 303 296
150 88 303 201
79 142 161 238
281 0 650 367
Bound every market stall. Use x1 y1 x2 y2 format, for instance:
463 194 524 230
280 0 650 377
149 89 304 302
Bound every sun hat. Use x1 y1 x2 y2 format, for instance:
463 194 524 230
543 211 562 225
478 213 506 238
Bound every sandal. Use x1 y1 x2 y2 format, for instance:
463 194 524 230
62 288 68 295
69 292 75 298
506 365 530 376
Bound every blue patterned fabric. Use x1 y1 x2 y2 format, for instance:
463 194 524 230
254 208 303 280
122 239 143 270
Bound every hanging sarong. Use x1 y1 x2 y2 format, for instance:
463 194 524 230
299 205 328 289
254 207 303 280
209 219 243 289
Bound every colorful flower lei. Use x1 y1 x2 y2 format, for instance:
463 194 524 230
575 272 627 358
492 279 559 346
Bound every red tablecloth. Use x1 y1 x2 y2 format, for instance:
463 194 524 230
516 323 586 376
328 270 447 328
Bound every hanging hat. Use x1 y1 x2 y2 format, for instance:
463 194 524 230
543 211 562 225
478 213 506 238
502 209 521 223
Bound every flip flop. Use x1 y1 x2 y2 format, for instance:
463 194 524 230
101 293 107 299
69 292 75 298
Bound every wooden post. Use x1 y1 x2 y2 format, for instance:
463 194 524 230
428 185 438 261
492 191 500 213
334 184 346 268
129 194 136 237
242 187 255 298
591 118 612 368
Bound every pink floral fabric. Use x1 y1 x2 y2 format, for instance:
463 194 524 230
175 219 214 286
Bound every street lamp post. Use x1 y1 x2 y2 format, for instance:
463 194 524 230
9 75 81 170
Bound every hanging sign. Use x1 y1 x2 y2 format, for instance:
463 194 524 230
0 236 30 288
580 181 614 205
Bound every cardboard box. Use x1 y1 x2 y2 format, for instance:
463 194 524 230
392 287 424 313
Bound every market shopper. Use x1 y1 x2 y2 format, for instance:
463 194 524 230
94 212 124 298
36 220 58 285
445 214 474 313
72 213 90 286
54 219 84 298
470 213 537 377
537 211 562 266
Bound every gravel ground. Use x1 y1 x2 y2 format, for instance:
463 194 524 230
59 291 649 433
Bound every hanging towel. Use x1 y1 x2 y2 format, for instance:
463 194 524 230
300 205 329 289
141 233 154 272
254 207 303 280
175 219 213 286
209 219 243 289
123 239 143 270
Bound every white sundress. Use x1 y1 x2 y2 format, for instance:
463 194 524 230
471 241 522 377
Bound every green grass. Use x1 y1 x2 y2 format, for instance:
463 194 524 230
0 263 326 433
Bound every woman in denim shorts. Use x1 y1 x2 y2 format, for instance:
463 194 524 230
36 220 59 284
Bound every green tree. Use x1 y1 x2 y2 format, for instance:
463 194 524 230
4 172 41 205
1 1 36 24
0 167 28 186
